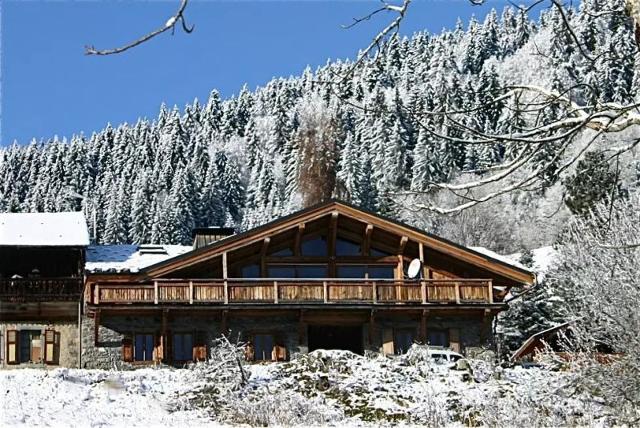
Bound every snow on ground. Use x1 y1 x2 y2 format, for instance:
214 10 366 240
1 348 605 427
0 367 215 427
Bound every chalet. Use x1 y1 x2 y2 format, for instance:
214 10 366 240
82 200 534 368
0 212 89 368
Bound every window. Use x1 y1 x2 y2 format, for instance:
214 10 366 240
336 238 361 256
19 330 42 363
368 266 395 279
427 330 449 347
336 265 395 279
173 333 194 362
134 334 154 362
253 334 274 361
271 247 293 257
268 265 328 278
394 329 415 355
371 247 392 257
336 265 367 278
301 236 327 256
241 264 260 278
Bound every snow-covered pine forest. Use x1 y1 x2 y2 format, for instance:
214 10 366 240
1 0 637 249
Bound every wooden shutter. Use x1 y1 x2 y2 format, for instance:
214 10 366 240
382 328 394 356
272 345 287 362
193 332 207 361
44 329 59 365
154 333 163 361
6 330 18 365
449 328 461 353
122 336 133 362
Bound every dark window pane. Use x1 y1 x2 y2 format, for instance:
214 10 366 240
173 334 183 360
394 330 415 355
336 265 367 278
368 266 395 279
336 238 361 256
173 333 193 361
271 247 293 256
241 264 259 278
427 330 449 347
134 334 145 361
371 247 392 257
296 265 327 278
254 334 274 361
268 266 296 278
301 236 327 256
145 335 154 361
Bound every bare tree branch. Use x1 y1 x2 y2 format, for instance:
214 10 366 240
85 0 194 56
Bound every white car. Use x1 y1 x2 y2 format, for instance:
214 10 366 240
427 349 464 367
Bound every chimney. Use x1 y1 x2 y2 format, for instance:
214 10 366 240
192 227 235 250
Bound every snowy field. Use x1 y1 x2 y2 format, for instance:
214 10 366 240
0 348 609 427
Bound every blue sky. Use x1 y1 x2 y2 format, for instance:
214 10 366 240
2 0 521 146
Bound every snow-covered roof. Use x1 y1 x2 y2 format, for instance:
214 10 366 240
469 246 532 273
0 212 89 247
86 244 192 273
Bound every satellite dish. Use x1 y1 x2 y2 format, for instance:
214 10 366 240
407 258 422 279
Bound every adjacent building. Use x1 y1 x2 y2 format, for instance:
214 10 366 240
0 212 89 367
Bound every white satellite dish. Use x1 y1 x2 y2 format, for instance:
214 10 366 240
407 258 422 279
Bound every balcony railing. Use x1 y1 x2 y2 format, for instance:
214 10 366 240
90 278 495 306
0 277 83 302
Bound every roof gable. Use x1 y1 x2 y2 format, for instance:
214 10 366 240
137 200 534 285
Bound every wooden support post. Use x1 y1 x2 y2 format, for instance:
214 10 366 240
298 310 306 350
480 309 492 344
420 309 428 344
362 224 373 256
372 281 377 304
323 281 328 303
396 236 408 301
273 281 279 304
189 280 193 304
294 223 305 257
222 252 229 304
154 281 158 304
488 280 494 304
94 284 100 305
421 280 427 304
161 309 168 363
419 242 428 279
94 309 100 346
328 212 338 278
260 237 270 277
455 282 461 304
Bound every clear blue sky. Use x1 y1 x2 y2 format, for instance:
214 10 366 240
2 0 520 146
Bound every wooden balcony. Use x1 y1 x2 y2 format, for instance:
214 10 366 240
0 277 83 302
89 278 495 306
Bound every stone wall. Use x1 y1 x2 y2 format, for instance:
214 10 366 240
0 321 79 369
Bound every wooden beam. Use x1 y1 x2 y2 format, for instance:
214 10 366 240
221 310 228 336
369 309 376 346
260 237 271 277
298 310 307 349
398 236 408 255
161 309 168 363
420 309 428 343
362 224 373 256
222 252 228 304
328 212 339 277
294 223 305 256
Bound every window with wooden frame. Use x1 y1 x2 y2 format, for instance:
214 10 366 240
193 332 207 361
6 330 18 365
246 333 287 362
133 333 154 362
336 264 395 279
19 330 42 364
172 332 194 362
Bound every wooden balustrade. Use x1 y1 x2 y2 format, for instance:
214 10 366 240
0 277 83 302
90 278 496 306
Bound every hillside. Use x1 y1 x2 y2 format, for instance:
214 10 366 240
1 0 637 252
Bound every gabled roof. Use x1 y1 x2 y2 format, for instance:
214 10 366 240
136 200 534 285
511 321 573 361
0 212 90 247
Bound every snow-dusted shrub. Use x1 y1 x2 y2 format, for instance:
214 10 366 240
547 194 640 425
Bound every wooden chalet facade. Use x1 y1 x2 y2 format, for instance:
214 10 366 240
0 212 89 368
83 201 534 368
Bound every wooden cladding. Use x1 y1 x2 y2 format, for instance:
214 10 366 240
90 278 495 306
